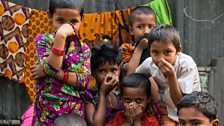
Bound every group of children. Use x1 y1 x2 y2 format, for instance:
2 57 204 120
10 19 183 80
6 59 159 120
21 0 220 126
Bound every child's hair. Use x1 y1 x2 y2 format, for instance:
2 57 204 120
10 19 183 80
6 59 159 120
177 91 218 121
147 24 181 52
129 6 156 26
90 42 120 73
49 0 84 17
120 73 151 98
54 114 87 126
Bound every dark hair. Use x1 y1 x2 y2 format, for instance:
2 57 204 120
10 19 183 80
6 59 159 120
129 6 156 26
147 24 181 52
90 42 120 73
54 114 87 126
120 73 151 98
177 91 218 121
49 0 84 17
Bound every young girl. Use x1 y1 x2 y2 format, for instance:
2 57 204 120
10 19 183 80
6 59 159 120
30 0 91 125
106 73 159 126
136 24 201 125
85 42 122 126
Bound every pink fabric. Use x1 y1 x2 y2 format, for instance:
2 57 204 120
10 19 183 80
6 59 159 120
21 104 34 126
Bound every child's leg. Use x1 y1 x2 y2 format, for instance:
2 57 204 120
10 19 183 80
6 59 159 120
159 106 178 126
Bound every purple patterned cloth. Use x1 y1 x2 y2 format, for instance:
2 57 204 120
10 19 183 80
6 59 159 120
32 34 92 126
89 88 122 123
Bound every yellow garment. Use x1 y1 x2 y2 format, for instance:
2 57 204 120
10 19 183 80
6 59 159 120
26 9 53 102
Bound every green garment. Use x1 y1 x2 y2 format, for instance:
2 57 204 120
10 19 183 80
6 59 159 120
144 0 173 25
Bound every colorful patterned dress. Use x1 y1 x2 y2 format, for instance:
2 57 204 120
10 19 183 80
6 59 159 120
32 34 92 126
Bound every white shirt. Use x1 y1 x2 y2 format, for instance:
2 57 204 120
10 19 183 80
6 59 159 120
136 53 201 122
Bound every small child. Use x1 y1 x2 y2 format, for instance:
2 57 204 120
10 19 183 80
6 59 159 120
177 91 220 126
120 6 156 75
85 42 122 126
136 24 201 125
30 0 91 125
105 73 159 126
54 114 87 126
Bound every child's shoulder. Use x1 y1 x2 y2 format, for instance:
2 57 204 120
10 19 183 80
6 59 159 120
176 53 197 69
177 53 196 64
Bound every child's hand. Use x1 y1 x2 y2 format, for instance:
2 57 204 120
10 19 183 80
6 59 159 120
123 102 143 124
99 74 119 95
158 58 175 77
31 63 46 79
55 23 76 38
136 38 148 50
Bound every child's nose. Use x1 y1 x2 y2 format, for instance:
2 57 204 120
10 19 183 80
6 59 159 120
144 27 151 34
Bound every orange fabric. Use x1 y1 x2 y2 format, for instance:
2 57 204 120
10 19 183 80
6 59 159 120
120 43 135 65
1 1 134 102
25 9 53 102
105 112 159 126
159 107 178 126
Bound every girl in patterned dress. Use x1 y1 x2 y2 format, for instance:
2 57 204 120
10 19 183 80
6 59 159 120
85 42 122 126
30 0 91 125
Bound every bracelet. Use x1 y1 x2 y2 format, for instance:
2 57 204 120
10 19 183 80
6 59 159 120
43 62 59 77
62 71 69 83
52 47 65 56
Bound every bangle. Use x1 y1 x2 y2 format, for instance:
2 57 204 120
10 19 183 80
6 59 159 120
52 47 65 56
43 62 59 77
62 72 69 83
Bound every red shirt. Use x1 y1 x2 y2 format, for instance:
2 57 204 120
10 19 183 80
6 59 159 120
105 111 159 126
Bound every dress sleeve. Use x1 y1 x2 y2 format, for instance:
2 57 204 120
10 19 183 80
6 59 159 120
35 34 52 63
75 43 91 90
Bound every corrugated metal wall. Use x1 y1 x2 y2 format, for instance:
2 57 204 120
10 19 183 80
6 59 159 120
1 0 224 125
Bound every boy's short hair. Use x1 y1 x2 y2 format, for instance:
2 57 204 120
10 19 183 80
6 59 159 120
147 24 181 52
129 6 156 26
54 114 87 126
91 42 120 73
49 0 84 17
177 91 218 121
120 73 151 98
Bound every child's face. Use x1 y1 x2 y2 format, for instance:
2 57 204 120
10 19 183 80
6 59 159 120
52 8 81 32
178 107 220 126
150 41 178 66
93 62 120 88
130 14 156 42
121 87 149 113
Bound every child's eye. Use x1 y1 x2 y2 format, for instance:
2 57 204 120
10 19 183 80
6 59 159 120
137 25 144 29
70 20 79 24
99 70 107 74
111 68 118 73
151 50 159 56
178 121 186 126
149 25 156 29
135 98 143 103
56 18 64 24
124 98 132 103
192 121 201 126
164 50 172 55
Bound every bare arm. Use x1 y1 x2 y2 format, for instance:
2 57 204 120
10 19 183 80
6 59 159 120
126 38 148 75
158 59 183 105
85 74 119 126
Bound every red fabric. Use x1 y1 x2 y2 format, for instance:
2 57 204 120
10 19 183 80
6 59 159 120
105 111 159 126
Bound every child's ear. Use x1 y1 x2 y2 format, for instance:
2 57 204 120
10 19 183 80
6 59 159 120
129 26 134 35
211 119 220 126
